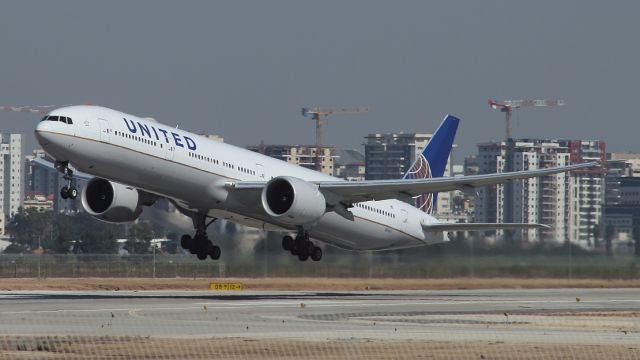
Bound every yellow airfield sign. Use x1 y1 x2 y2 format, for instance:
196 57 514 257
209 282 243 291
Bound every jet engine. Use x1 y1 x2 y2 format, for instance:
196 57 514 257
81 178 143 223
261 176 326 225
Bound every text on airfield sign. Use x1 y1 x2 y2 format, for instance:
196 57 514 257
209 282 243 291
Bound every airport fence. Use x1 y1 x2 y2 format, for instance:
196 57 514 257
0 253 639 279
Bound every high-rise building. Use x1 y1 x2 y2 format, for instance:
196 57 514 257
564 140 606 246
364 132 454 215
246 144 337 176
475 138 605 246
604 177 640 249
334 149 366 181
603 153 640 244
0 134 24 235
604 160 632 207
475 140 569 242
608 152 640 177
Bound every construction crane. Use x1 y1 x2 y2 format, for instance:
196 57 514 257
488 99 565 140
302 106 370 171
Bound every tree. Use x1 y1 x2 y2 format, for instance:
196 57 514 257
125 222 153 254
592 224 601 249
74 212 121 253
634 225 640 257
605 224 615 256
253 232 287 258
8 207 53 250
7 209 123 254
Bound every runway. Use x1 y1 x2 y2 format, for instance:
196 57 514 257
1 288 639 346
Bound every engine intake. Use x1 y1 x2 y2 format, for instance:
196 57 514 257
81 178 143 223
261 176 326 225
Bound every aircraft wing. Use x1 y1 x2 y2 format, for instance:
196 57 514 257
421 222 550 232
229 161 599 205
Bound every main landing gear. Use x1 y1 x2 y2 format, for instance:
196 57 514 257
282 230 322 262
180 212 221 261
55 161 78 200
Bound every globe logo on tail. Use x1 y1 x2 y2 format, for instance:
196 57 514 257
404 153 434 214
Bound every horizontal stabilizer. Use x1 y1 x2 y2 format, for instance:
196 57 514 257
422 222 550 232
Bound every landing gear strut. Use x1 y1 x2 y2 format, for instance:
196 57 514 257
282 230 322 262
180 212 220 261
56 161 78 200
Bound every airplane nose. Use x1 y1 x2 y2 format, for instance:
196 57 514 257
34 121 54 146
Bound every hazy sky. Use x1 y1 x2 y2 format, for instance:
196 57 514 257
1 1 639 161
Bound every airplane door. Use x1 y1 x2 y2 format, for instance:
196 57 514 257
164 143 175 160
98 119 110 143
399 209 409 232
256 163 265 180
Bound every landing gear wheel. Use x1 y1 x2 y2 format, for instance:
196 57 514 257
189 235 205 254
56 161 77 201
310 246 322 262
68 187 78 199
282 236 294 251
209 245 221 260
185 213 221 260
60 186 69 200
180 235 192 250
196 240 212 260
287 230 323 262
188 242 199 254
304 241 315 256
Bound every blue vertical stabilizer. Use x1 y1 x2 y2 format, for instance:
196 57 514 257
402 115 460 214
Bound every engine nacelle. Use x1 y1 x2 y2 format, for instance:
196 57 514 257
81 178 143 223
261 176 326 225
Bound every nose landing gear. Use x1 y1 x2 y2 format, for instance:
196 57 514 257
282 231 322 262
56 161 78 200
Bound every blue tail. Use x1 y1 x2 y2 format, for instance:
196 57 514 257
403 115 460 214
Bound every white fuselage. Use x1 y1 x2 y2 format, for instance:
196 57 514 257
35 106 446 251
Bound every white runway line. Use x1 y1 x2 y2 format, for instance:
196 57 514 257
3 297 640 316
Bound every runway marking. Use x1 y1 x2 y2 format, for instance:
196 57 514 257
2 298 640 316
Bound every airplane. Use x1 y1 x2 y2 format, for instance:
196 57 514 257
34 105 598 262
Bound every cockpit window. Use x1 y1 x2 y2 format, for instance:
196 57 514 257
41 115 73 124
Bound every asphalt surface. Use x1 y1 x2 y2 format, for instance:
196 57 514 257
1 288 639 345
